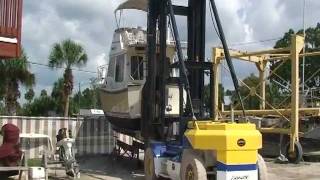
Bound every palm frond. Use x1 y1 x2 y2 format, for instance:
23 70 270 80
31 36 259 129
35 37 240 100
49 43 65 68
49 39 88 69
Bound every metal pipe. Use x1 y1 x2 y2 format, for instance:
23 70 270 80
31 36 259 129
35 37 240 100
159 0 168 140
231 103 234 123
209 0 246 118
302 0 307 105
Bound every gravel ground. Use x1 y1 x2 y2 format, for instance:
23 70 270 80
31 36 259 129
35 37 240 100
48 155 144 180
44 155 320 180
266 159 320 180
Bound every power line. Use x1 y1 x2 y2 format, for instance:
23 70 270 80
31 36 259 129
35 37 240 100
209 1 222 41
27 61 98 74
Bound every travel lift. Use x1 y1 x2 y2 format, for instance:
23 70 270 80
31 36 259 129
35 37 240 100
141 0 267 180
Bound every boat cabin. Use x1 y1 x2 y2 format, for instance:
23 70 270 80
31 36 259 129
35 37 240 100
99 27 182 131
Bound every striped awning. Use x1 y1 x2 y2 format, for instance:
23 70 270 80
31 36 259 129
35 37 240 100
116 0 148 12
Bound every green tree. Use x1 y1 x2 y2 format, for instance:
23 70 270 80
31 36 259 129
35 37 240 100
72 87 102 114
231 74 260 110
24 88 35 102
51 78 65 115
229 74 289 110
0 51 35 115
23 95 55 116
203 84 224 111
49 39 88 117
80 88 98 108
40 89 48 97
271 23 320 90
50 78 79 116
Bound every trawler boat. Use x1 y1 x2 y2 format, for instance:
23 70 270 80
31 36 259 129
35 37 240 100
99 26 182 132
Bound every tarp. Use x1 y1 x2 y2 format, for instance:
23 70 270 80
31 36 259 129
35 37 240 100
0 124 21 167
116 0 148 12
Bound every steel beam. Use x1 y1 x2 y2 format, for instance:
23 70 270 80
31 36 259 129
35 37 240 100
187 0 206 117
229 47 290 58
212 48 222 120
216 48 263 63
289 35 304 153
265 51 320 61
256 61 267 110
221 107 320 116
141 0 159 139
158 0 168 140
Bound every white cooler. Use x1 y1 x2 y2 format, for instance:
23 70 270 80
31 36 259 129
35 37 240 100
28 167 46 180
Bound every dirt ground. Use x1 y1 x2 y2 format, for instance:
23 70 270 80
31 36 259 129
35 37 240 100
45 155 320 180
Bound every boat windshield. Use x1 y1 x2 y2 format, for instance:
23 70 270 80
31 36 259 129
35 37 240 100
130 56 144 80
115 54 125 82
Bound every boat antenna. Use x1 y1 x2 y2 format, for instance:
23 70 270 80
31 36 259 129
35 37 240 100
114 12 119 29
114 10 123 29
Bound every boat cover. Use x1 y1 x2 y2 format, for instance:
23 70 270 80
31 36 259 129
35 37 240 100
0 124 21 167
116 0 148 12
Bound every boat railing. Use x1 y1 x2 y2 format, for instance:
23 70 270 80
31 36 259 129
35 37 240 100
97 64 108 86
126 35 147 45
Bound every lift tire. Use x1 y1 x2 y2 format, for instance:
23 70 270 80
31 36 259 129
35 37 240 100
180 150 207 180
257 154 268 180
286 141 303 164
144 148 158 180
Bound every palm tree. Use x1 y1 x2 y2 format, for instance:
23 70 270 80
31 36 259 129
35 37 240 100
49 39 88 117
0 51 35 115
51 78 65 115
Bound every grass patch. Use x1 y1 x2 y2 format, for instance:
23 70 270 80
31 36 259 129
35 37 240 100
27 158 42 167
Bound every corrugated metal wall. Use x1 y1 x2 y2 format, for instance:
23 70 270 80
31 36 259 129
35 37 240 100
0 116 115 158
76 116 115 155
0 0 22 37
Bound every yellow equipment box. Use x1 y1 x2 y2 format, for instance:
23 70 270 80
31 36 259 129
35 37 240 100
185 121 262 180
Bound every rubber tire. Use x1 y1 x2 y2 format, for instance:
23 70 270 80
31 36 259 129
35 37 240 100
144 148 158 180
257 154 268 180
286 141 303 164
180 150 207 180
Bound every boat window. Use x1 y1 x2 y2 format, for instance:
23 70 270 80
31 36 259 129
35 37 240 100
131 56 144 80
115 54 125 82
107 57 116 79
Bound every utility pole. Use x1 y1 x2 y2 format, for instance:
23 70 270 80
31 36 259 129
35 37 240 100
302 0 306 107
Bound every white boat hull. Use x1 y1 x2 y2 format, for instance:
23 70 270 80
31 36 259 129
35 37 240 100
99 84 181 131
